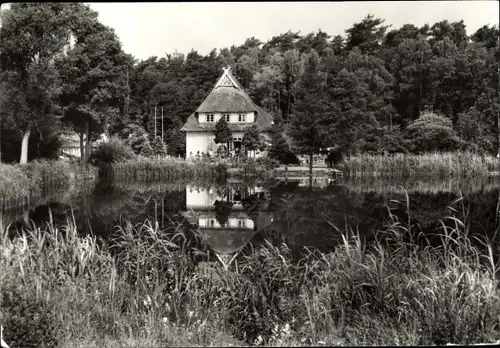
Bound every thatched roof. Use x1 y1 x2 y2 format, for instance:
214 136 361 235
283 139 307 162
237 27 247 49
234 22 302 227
181 67 274 133
196 86 257 113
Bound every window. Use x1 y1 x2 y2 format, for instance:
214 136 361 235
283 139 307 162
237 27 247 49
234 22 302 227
238 113 246 122
208 219 215 227
238 219 246 228
223 114 230 122
206 114 214 122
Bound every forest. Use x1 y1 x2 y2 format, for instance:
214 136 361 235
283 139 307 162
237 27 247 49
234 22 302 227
0 3 499 164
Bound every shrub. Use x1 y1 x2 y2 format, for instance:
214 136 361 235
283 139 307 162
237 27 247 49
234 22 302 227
405 112 464 153
89 137 136 165
125 125 152 155
151 137 167 157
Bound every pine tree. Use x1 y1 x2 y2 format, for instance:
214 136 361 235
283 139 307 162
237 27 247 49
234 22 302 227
288 50 328 175
268 125 297 165
151 137 167 157
140 138 154 157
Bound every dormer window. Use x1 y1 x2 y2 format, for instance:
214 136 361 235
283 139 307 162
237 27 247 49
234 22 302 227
207 114 214 123
223 114 230 122
238 114 246 122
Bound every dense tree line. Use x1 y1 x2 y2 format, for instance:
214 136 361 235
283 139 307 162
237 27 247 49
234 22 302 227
1 4 499 163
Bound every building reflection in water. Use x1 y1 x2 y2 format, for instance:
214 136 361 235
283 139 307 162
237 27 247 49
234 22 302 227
183 184 272 268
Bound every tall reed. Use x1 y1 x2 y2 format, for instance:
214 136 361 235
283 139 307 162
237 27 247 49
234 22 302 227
341 151 500 177
107 157 228 182
0 160 98 211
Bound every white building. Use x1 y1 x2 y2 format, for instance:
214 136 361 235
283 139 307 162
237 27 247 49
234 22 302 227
180 67 273 159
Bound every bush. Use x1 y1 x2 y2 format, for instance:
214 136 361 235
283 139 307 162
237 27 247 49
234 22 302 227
89 137 136 165
151 137 167 157
405 112 464 153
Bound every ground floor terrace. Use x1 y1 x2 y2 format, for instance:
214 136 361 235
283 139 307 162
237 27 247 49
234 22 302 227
185 131 271 159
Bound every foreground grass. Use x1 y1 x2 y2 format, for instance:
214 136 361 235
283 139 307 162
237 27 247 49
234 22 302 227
341 151 500 177
1 195 499 347
0 160 98 209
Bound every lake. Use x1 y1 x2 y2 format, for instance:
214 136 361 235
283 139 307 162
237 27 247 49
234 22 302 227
2 175 500 258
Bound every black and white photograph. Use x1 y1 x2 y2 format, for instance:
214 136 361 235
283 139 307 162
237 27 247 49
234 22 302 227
0 1 499 347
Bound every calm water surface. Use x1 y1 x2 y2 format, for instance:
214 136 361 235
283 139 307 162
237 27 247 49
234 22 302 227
2 176 500 256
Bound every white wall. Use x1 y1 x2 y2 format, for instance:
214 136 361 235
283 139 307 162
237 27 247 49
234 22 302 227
186 132 216 157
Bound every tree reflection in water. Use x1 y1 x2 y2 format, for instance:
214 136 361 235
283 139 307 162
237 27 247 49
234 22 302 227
2 176 499 259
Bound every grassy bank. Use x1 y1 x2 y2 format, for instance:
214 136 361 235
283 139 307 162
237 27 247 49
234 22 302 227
106 157 228 182
0 160 98 210
340 152 500 177
1 196 499 347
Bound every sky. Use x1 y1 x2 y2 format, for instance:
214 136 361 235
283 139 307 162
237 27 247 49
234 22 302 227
86 1 499 61
2 2 498 60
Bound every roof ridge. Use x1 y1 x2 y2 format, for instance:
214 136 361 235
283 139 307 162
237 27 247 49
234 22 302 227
214 66 241 90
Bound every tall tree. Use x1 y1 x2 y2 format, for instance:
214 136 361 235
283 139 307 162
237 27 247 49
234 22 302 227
0 3 89 163
268 124 298 165
288 50 328 175
345 14 390 55
56 19 130 162
249 52 286 122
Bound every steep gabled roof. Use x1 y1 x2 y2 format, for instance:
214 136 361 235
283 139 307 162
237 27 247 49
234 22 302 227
196 67 258 113
181 67 274 133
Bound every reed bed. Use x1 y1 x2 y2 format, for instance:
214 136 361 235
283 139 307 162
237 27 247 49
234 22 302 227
0 160 98 211
1 194 499 347
341 151 500 177
0 164 33 205
107 157 228 182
